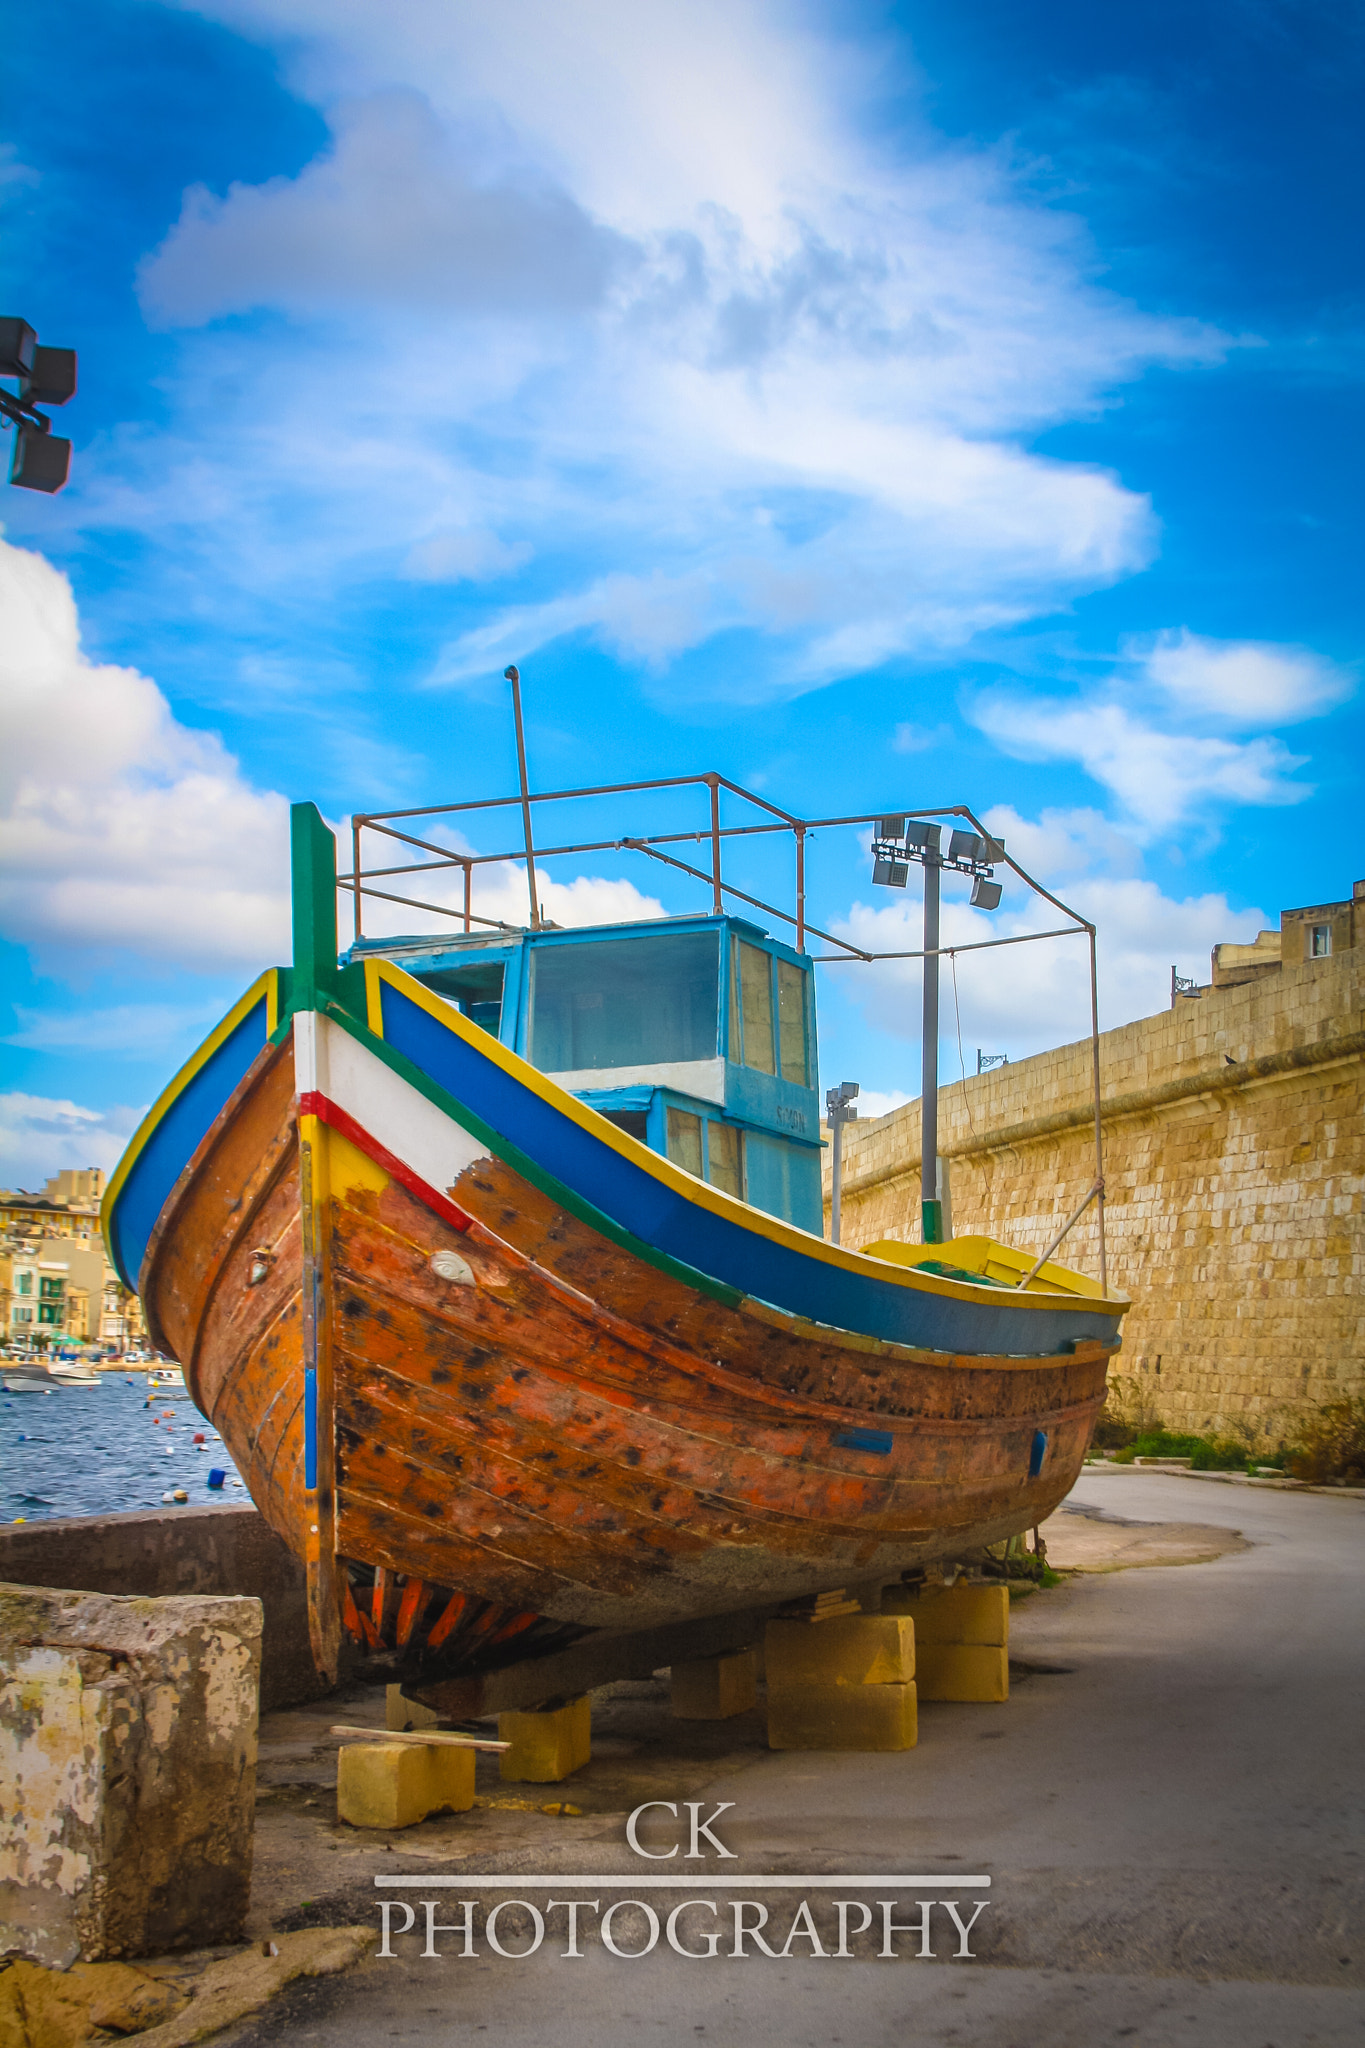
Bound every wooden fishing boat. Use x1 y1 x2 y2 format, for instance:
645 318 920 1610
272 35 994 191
104 805 1128 1684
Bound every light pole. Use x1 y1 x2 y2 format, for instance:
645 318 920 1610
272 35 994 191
871 819 1003 1244
825 1081 859 1244
503 665 541 929
0 318 77 492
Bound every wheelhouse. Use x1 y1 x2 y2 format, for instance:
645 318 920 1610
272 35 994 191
346 913 823 1232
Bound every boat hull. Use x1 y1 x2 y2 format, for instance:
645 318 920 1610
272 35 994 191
138 1012 1116 1675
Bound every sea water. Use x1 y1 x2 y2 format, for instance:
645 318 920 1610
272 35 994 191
2 1375 246 1522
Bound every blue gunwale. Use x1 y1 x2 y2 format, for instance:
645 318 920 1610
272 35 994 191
102 972 280 1290
360 959 1124 1355
106 956 1127 1356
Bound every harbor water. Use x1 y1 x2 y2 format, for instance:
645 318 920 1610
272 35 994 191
2 1375 246 1523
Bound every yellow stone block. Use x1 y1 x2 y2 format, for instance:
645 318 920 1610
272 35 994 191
386 1684 441 1731
767 1681 917 1751
671 1649 757 1720
915 1643 1009 1703
765 1615 914 1690
499 1695 591 1783
337 1742 475 1829
883 1582 1009 1648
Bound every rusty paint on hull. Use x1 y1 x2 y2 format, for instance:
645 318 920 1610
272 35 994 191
143 1031 1115 1672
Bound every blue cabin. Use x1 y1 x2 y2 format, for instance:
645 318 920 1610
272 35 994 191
346 914 823 1233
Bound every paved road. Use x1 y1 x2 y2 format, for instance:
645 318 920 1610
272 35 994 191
225 1474 1365 2048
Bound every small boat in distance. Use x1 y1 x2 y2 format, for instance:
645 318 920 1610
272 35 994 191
104 776 1128 1684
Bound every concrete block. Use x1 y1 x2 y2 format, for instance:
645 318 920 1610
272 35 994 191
670 1649 757 1720
915 1643 1009 1702
386 1684 441 1731
0 1581 261 1967
336 1741 474 1829
765 1615 914 1690
767 1681 917 1751
499 1695 590 1782
883 1582 1009 1648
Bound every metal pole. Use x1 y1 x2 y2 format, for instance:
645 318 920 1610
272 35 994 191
1089 927 1108 1296
463 859 472 933
709 776 723 914
795 825 806 952
351 818 363 943
830 1113 843 1245
504 666 540 930
921 828 942 1244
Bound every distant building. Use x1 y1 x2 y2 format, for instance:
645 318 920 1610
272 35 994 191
0 1164 143 1348
1208 879 1363 993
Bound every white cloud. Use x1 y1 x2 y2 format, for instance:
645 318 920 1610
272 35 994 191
831 868 1267 1071
350 838 666 945
1139 629 1355 725
847 1087 912 1122
0 1092 143 1192
92 0 1224 693
2 1002 228 1056
970 694 1310 836
139 89 630 325
0 538 292 971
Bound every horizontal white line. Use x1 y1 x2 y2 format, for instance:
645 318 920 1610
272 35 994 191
376 1875 990 1890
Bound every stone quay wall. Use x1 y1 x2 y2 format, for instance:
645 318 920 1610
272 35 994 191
824 946 1363 1440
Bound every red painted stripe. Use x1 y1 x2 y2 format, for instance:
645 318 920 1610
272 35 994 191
297 1088 473 1234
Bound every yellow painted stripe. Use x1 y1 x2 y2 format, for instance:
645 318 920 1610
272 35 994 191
364 957 1127 1315
101 969 279 1242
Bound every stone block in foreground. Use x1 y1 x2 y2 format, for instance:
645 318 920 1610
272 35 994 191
0 1582 261 1966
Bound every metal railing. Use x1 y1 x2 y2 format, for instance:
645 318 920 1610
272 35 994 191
339 771 1109 1292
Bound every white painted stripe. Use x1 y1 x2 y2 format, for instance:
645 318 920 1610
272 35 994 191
314 1012 490 1194
376 1875 990 1889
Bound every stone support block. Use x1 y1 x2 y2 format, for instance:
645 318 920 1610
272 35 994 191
498 1695 590 1783
670 1649 757 1720
767 1681 917 1752
915 1643 1009 1703
883 1582 1009 1648
0 1581 261 1967
336 1742 474 1829
764 1615 914 1690
386 1684 441 1731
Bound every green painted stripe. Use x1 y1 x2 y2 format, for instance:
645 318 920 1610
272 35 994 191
321 1000 746 1312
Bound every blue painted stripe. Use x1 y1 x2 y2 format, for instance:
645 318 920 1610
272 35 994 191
107 999 270 1289
379 980 1119 1356
305 1368 318 1490
834 1428 894 1455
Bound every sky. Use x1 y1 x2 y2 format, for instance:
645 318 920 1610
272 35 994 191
1 0 1361 1187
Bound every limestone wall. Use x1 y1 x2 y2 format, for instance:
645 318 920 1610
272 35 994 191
825 947 1364 1439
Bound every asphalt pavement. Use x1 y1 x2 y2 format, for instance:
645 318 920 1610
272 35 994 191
223 1472 1365 2048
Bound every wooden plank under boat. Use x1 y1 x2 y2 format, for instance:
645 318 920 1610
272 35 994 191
104 807 1130 1683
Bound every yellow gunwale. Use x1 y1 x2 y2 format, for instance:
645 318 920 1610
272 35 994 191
101 970 279 1243
366 958 1127 1316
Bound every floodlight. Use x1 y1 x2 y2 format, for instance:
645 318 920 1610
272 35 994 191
873 858 908 887
879 815 906 839
0 318 36 378
10 425 70 493
948 828 985 863
970 876 1002 911
833 1081 859 1106
903 821 936 849
26 347 76 406
982 835 1005 864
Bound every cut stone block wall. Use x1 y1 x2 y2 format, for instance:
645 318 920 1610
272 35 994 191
0 1583 261 1966
824 948 1363 1440
0 1505 327 1711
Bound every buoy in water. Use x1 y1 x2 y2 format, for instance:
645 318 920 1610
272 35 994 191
161 1491 175 1503
172 1488 188 1502
207 1468 227 1489
193 1431 205 1444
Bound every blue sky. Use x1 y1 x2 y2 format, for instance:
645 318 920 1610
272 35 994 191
1 0 1361 1187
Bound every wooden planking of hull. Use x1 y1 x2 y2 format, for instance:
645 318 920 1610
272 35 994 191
125 1006 1121 1684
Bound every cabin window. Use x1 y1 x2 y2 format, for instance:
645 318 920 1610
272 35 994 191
531 932 720 1072
666 1107 704 1178
777 958 808 1085
420 960 505 1037
707 1120 743 1198
733 938 775 1075
603 1109 649 1143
